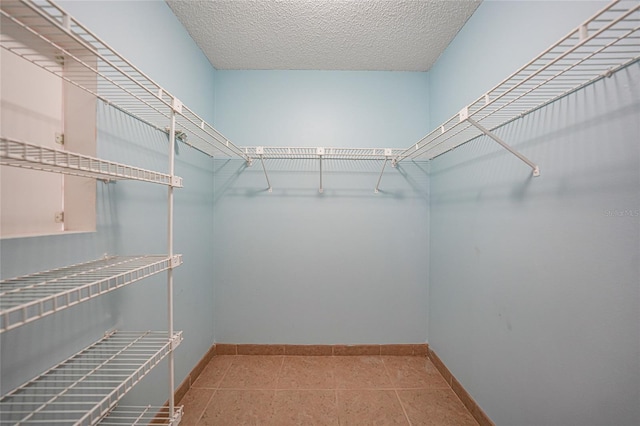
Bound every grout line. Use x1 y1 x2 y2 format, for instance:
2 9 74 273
394 389 413 426
274 354 286 391
214 356 235 390
193 388 217 425
380 355 396 389
381 356 412 425
335 388 342 426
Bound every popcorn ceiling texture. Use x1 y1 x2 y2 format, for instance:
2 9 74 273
166 0 481 71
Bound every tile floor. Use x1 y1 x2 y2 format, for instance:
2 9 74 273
179 355 478 425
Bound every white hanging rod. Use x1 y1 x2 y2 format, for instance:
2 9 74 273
393 0 640 173
0 0 249 161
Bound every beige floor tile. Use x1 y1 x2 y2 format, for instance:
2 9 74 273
184 355 479 426
333 356 392 389
383 356 450 389
270 390 339 425
192 355 234 388
198 389 275 425
337 390 409 425
397 388 479 426
179 387 215 425
218 356 283 389
278 356 335 389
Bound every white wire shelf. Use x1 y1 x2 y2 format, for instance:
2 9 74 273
0 330 183 426
0 255 183 333
0 137 183 187
395 0 640 167
0 0 248 161
98 405 183 426
2 0 637 169
242 146 405 160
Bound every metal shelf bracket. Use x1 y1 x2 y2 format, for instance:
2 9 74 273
170 331 184 351
170 254 183 269
171 97 183 114
375 149 394 193
256 147 272 192
466 117 540 177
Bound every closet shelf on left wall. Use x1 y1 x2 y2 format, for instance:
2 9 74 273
2 1 186 421
0 331 183 426
0 255 183 333
0 0 248 161
98 406 184 425
0 137 183 187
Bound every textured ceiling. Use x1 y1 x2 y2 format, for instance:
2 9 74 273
166 0 481 71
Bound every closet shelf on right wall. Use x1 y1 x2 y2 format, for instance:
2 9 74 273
393 0 639 175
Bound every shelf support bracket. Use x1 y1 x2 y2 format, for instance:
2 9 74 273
317 148 324 193
375 149 393 193
256 147 272 193
375 159 388 194
466 117 540 177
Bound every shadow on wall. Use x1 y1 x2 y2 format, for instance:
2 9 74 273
212 159 249 205
98 103 169 170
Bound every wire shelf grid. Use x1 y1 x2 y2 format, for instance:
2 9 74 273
0 330 183 425
242 146 405 160
0 255 183 333
98 405 183 426
0 137 183 187
395 0 640 163
0 0 248 160
2 0 637 166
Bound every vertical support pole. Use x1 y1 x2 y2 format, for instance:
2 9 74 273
375 159 388 194
317 147 324 193
167 98 179 419
319 156 324 193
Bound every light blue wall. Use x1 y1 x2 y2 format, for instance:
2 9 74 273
212 71 430 344
215 71 429 148
428 2 639 426
1 0 217 408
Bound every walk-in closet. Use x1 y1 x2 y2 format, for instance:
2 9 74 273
1 0 638 425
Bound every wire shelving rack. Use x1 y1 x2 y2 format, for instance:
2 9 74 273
0 137 183 187
0 255 182 333
1 0 187 423
0 0 638 423
0 0 248 160
241 146 405 160
394 0 640 173
0 331 183 425
0 0 637 178
98 405 183 426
